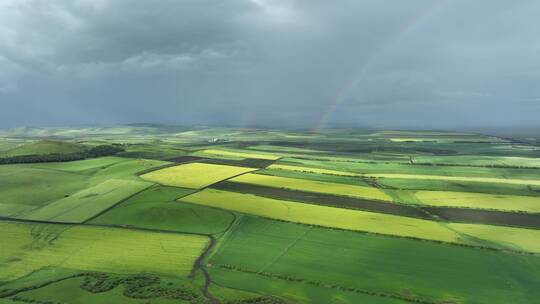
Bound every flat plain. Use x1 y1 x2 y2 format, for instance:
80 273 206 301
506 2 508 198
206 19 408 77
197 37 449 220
0 126 539 304
140 162 256 189
230 173 391 201
0 221 208 281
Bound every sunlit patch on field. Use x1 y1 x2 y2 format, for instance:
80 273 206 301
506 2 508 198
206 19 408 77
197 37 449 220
365 173 540 186
268 164 359 176
141 162 256 189
414 190 540 213
181 188 459 243
0 221 207 281
231 173 391 201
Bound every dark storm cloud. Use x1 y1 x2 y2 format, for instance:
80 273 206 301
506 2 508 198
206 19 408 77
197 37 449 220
1 0 539 129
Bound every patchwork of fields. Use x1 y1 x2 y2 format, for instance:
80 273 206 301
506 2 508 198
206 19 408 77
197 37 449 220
230 173 391 201
23 179 151 223
141 162 256 189
1 127 539 304
365 173 540 186
0 221 208 281
414 190 540 213
196 149 280 160
209 217 540 304
180 188 460 242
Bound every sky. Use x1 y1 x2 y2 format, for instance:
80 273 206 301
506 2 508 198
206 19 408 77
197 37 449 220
1 0 539 129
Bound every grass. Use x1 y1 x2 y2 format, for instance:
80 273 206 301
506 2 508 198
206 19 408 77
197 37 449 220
91 185 234 234
0 157 166 220
412 155 540 168
366 173 540 186
246 144 326 154
0 221 208 282
230 173 391 201
0 140 86 157
30 156 147 173
389 137 435 142
414 190 540 213
141 162 256 189
259 168 371 187
375 177 540 197
21 179 151 223
450 223 540 254
8 276 182 304
267 164 359 176
197 149 280 160
209 217 540 304
210 267 405 304
181 189 460 243
2 128 540 303
0 165 90 217
284 156 540 180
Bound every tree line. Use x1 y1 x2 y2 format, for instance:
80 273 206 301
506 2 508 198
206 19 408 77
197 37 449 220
0 144 125 164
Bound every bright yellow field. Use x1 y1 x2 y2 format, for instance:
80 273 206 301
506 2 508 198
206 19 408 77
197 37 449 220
0 221 208 281
231 173 391 201
141 162 256 189
181 189 459 243
365 173 540 186
200 149 280 160
450 223 540 254
415 191 540 213
268 164 359 176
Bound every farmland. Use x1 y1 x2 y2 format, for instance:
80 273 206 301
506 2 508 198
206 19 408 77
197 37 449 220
365 173 540 186
23 179 151 223
196 149 280 160
230 173 391 201
267 164 359 176
209 217 540 304
140 162 256 189
181 188 462 243
0 221 207 281
414 190 540 213
1 126 539 304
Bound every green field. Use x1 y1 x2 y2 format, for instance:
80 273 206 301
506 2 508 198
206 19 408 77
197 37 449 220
181 188 461 243
282 156 540 180
22 179 151 222
366 173 540 186
197 149 280 160
231 173 390 201
3 274 203 304
0 157 165 218
0 140 86 157
91 185 234 234
258 168 371 187
375 177 540 196
0 221 208 282
1 126 540 304
414 190 540 213
141 162 256 189
209 216 540 304
268 163 360 176
449 223 540 253
412 155 540 168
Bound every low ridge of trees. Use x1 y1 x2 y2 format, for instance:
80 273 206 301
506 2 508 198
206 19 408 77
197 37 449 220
0 144 125 164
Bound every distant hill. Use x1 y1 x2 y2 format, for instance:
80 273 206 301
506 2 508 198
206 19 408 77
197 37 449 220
1 140 87 157
0 125 189 138
0 140 124 164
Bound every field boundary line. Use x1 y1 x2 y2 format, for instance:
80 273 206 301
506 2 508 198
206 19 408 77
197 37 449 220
259 225 312 273
215 265 438 304
81 183 155 224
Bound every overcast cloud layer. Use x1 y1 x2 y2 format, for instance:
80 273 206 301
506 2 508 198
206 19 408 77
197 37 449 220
1 0 539 129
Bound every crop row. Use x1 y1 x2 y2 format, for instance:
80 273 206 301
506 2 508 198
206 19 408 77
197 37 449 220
216 265 438 304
